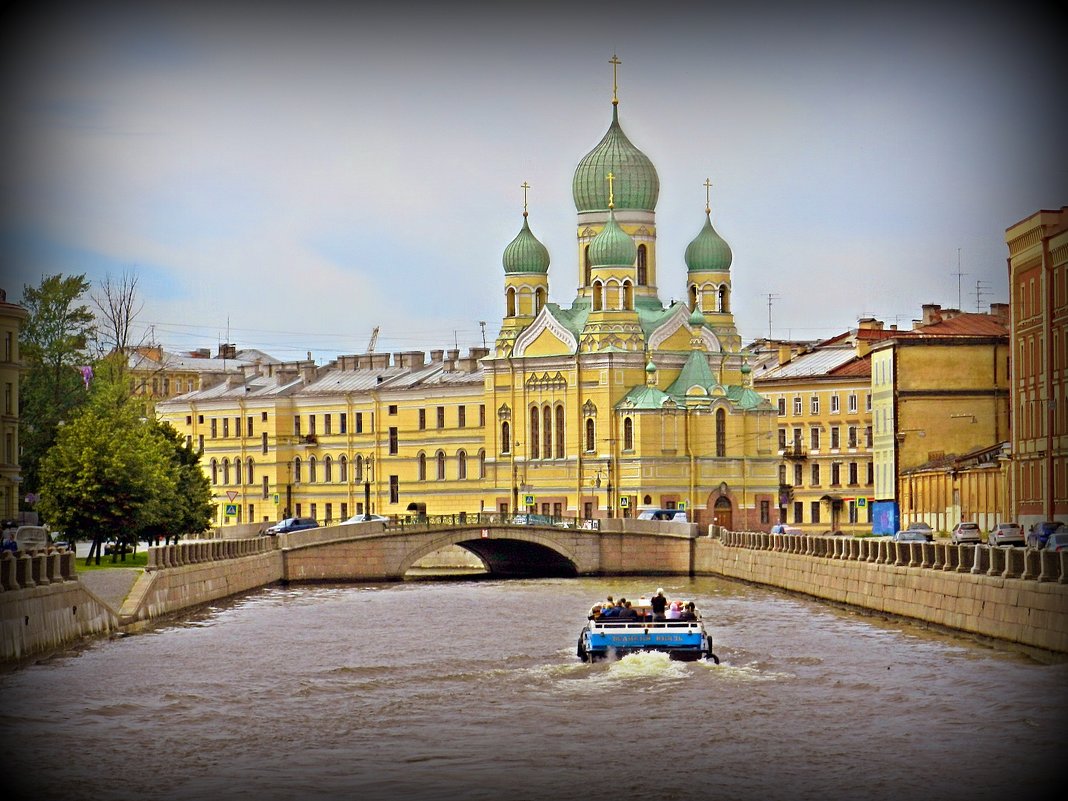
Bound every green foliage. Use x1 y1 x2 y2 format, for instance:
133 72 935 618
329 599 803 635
18 274 96 494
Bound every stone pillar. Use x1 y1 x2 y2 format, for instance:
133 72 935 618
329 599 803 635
1057 551 1068 585
907 542 921 568
987 546 1005 577
1003 548 1023 579
1037 551 1056 583
46 551 63 582
0 551 17 590
920 542 933 570
1021 549 1039 581
16 552 34 588
956 545 973 573
60 551 75 580
968 544 987 575
943 544 958 572
931 543 945 570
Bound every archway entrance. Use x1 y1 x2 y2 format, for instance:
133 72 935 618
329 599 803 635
713 496 733 530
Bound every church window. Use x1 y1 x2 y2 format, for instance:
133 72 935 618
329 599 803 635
716 408 726 457
593 281 603 311
623 417 634 451
247 458 255 485
308 456 317 483
457 450 468 480
355 455 363 482
637 244 648 285
585 418 596 452
555 405 565 458
501 421 511 454
689 285 698 312
530 408 540 459
293 457 302 483
478 450 486 479
719 285 729 313
506 287 516 317
623 280 634 310
323 456 332 483
543 405 552 459
436 450 446 480
535 287 545 314
211 459 218 485
418 452 427 481
222 458 230 485
339 455 348 482
584 246 591 285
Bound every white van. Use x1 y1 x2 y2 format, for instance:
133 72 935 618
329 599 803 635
13 526 50 551
637 509 689 523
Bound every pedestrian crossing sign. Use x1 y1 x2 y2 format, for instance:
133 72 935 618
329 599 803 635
225 504 237 516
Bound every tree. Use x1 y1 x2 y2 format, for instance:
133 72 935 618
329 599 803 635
37 380 174 563
139 421 213 545
90 270 144 388
18 274 96 495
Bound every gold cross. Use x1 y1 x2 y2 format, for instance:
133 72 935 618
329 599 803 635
704 178 713 213
521 181 530 216
609 54 621 105
606 172 615 209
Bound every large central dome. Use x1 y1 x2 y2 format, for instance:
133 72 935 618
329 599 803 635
572 105 659 213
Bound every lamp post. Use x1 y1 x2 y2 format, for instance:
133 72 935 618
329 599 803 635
363 453 374 520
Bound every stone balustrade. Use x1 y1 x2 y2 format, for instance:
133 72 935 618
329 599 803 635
719 531 1068 584
0 548 78 592
144 536 277 571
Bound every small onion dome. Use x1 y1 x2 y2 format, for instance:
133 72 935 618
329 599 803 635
573 105 659 213
588 209 637 268
502 216 550 274
688 306 706 328
740 361 752 375
685 212 733 273
645 359 657 374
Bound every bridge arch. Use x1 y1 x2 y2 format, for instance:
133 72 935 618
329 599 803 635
399 527 580 578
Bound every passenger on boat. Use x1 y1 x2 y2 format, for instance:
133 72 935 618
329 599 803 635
617 601 639 620
650 588 668 621
589 605 603 620
666 601 682 620
601 599 622 618
679 602 697 621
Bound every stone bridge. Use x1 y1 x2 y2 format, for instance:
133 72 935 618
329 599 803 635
277 516 699 582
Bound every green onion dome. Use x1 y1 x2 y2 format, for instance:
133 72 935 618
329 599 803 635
688 306 707 328
573 105 659 212
685 212 733 273
588 209 637 268
740 361 752 375
645 359 657 374
502 215 550 274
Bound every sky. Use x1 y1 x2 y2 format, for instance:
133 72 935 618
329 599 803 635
1 0 1063 363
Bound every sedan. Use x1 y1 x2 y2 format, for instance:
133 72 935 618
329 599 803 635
902 521 934 542
988 522 1025 547
341 514 390 524
1027 521 1065 549
892 529 929 543
1044 532 1068 553
950 521 982 544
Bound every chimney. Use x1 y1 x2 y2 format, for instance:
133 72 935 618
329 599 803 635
371 354 390 369
218 343 237 359
430 349 444 363
857 317 883 331
989 302 1010 324
776 343 792 366
920 304 942 326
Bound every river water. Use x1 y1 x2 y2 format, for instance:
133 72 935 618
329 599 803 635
3 576 1065 801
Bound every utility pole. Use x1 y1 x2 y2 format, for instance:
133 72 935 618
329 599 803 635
765 293 780 339
479 321 487 349
952 248 967 310
973 280 991 313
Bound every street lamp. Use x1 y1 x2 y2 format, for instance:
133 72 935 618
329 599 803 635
363 453 374 520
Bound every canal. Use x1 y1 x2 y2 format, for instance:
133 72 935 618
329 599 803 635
3 575 1065 801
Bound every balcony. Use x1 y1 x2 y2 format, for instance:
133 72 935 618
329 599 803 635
782 444 807 460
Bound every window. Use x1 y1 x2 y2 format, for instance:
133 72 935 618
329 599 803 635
324 414 332 435
247 416 254 437
261 432 268 454
262 475 269 499
623 417 634 451
324 456 333 482
866 393 872 412
530 408 540 458
308 456 317 483
418 409 426 430
234 417 240 437
543 406 552 459
211 418 218 438
294 415 301 436
355 455 363 482
310 503 317 521
436 451 446 480
389 475 399 504
848 394 858 413
831 462 841 485
793 463 802 486
325 503 332 523
479 405 486 427
340 413 347 433
458 406 466 428
501 421 511 454
793 502 803 524
777 398 786 416
437 406 445 428
247 458 254 485
793 396 802 416
586 418 596 452
760 500 770 524
778 428 787 450
715 408 726 457
830 395 840 414
811 501 821 524
555 405 565 458
867 462 874 485
457 450 467 480
418 452 427 481
222 459 230 484
810 395 819 415
848 426 858 448
865 426 873 448
388 404 398 415
339 455 348 482
293 457 302 483
199 434 204 453
340 503 348 520
849 462 858 485
479 450 486 479
637 244 648 284
810 427 820 450
779 464 787 484
211 459 218 484
830 426 840 449
811 463 820 486
792 427 802 448
223 418 230 438
389 427 398 455
355 412 363 433
308 415 316 436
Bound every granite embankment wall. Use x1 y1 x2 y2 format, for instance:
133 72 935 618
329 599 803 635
0 549 118 664
695 533 1068 653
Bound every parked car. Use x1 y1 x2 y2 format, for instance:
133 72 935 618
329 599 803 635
901 521 934 542
1044 532 1068 553
1027 521 1065 549
263 517 320 535
512 513 555 526
892 529 929 543
12 525 50 551
638 508 689 523
987 522 1025 547
950 521 982 544
341 513 390 525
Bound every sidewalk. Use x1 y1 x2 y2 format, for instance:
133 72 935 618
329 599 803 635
77 566 142 612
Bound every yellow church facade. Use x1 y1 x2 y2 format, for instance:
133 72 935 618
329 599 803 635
157 63 778 531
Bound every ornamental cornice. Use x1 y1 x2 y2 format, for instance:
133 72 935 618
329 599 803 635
512 306 578 357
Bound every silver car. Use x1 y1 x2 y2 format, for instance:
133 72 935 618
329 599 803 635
950 521 982 544
987 522 1024 547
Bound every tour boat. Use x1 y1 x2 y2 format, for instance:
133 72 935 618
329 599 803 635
576 595 718 663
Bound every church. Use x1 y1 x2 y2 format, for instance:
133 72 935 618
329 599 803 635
158 61 779 530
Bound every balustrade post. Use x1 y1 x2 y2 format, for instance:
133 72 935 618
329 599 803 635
1021 549 1038 581
1037 551 1055 583
1003 548 1023 579
986 546 1004 577
955 544 971 573
0 551 17 590
1057 551 1068 584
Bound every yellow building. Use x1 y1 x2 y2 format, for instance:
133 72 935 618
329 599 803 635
752 321 887 532
898 443 1008 533
0 288 28 523
1005 208 1067 530
158 64 779 530
870 304 1010 533
126 343 279 403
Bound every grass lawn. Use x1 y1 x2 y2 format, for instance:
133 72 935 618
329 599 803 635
77 550 148 570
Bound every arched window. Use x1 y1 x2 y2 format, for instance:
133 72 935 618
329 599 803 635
506 287 516 317
293 456 302 483
623 417 634 451
716 408 726 457
637 244 647 285
584 245 591 285
436 450 446 480
535 287 545 314
689 284 698 312
585 418 595 452
623 280 634 310
543 405 552 459
324 455 332 483
354 454 363 483
308 456 317 483
593 281 603 311
457 450 467 480
555 405 565 458
501 421 511 454
222 458 230 485
418 452 427 481
719 285 729 313
247 457 254 485
339 455 348 482
530 407 540 459
211 459 218 485
478 449 486 478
